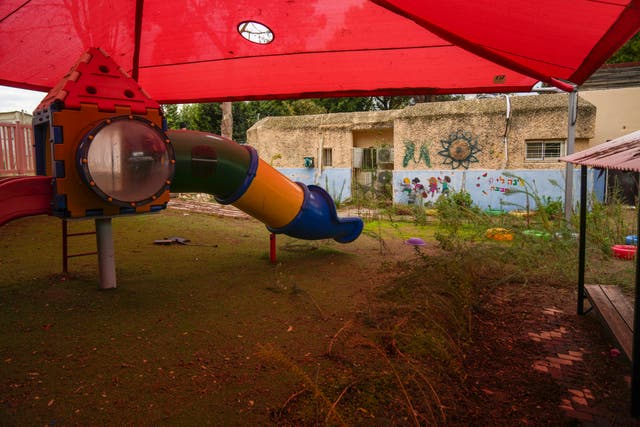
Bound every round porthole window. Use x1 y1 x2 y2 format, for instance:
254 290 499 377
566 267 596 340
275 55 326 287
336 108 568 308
238 21 274 44
77 116 175 207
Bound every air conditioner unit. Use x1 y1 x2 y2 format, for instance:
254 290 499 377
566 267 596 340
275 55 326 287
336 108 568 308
356 170 374 186
352 147 363 168
376 147 394 164
377 171 393 184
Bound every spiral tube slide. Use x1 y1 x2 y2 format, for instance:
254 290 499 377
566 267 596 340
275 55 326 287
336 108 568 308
168 130 362 243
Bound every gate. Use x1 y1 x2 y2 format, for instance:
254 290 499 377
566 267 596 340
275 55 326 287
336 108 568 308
0 122 35 176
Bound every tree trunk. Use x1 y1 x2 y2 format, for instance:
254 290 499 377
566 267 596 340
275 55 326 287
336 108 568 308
221 102 233 139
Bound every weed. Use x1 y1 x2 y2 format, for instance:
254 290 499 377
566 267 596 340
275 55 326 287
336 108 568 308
257 343 346 425
325 175 346 208
501 172 564 231
574 190 633 256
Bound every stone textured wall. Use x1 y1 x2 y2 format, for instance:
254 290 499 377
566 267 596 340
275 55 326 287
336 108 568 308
247 93 596 171
395 94 595 171
248 111 397 168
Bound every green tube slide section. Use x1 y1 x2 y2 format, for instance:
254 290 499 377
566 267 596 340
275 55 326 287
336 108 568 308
168 130 250 198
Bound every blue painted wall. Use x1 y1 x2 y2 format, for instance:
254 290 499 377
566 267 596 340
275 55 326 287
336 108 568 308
393 169 605 211
277 167 352 203
274 166 606 211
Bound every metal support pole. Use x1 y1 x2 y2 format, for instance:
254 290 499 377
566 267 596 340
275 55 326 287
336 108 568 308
270 233 277 264
62 219 68 274
564 89 578 222
577 166 588 315
632 171 640 417
95 218 117 290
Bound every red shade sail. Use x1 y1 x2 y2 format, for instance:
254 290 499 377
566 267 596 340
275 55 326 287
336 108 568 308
0 0 638 104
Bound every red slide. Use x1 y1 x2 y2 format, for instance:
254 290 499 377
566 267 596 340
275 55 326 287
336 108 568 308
0 176 53 226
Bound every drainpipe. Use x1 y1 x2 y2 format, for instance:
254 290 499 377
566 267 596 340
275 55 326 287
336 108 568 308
502 95 511 169
316 129 324 184
316 118 329 185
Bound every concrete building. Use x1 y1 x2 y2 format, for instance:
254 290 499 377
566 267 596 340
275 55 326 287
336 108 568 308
0 110 32 123
579 62 640 145
248 93 598 210
578 63 640 204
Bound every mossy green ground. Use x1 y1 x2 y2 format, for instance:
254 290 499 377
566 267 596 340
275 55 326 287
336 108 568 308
0 210 430 425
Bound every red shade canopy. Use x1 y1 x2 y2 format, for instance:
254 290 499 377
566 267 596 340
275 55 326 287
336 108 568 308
1 0 638 103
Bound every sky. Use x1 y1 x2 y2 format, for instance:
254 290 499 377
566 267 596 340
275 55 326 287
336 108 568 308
0 86 47 113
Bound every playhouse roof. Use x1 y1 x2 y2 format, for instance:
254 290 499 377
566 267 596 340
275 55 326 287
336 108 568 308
561 129 640 172
0 1 638 104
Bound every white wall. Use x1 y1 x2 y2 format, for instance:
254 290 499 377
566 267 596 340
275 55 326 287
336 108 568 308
580 87 640 144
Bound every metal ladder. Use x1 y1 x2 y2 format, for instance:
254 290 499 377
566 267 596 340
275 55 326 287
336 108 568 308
61 219 97 274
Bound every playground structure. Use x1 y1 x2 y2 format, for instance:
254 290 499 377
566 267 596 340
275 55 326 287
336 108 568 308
0 48 363 288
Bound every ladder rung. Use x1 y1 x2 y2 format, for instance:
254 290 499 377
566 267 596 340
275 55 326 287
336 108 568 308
62 220 98 274
67 231 97 237
67 251 98 258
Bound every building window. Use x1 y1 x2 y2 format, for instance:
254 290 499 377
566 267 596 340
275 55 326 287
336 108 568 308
322 148 333 167
525 140 564 161
361 148 377 170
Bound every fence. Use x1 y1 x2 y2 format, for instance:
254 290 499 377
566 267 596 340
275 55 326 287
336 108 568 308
0 122 35 175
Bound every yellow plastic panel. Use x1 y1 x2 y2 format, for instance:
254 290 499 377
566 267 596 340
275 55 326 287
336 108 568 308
233 159 304 228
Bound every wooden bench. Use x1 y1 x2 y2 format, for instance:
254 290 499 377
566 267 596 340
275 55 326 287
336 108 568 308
584 284 634 360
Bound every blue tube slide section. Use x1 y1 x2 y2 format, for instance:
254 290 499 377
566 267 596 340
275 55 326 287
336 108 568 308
267 184 364 243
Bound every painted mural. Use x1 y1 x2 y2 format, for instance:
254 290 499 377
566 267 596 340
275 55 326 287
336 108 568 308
475 173 525 196
402 140 431 167
277 167 353 203
394 169 605 211
438 129 481 169
400 175 452 205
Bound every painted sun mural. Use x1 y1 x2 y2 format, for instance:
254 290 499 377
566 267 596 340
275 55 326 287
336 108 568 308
438 129 481 169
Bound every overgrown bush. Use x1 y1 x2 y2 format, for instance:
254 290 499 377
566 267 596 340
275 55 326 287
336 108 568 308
538 196 563 220
574 191 633 256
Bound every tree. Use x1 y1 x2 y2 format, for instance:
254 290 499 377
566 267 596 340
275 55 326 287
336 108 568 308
372 96 414 110
162 104 180 129
166 92 465 141
607 33 640 63
221 101 233 139
314 97 373 113
286 99 327 115
180 103 222 133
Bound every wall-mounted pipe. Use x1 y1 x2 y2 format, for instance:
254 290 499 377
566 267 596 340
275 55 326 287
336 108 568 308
502 94 511 169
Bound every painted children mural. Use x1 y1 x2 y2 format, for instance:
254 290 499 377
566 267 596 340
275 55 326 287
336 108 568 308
440 175 451 195
400 175 453 204
401 177 428 204
428 177 438 197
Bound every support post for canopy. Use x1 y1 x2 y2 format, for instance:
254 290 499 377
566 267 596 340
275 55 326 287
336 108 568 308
131 0 145 81
632 170 640 417
577 165 587 315
95 218 117 290
564 89 578 222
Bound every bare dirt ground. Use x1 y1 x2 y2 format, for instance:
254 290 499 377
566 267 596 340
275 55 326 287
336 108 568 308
167 198 640 426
